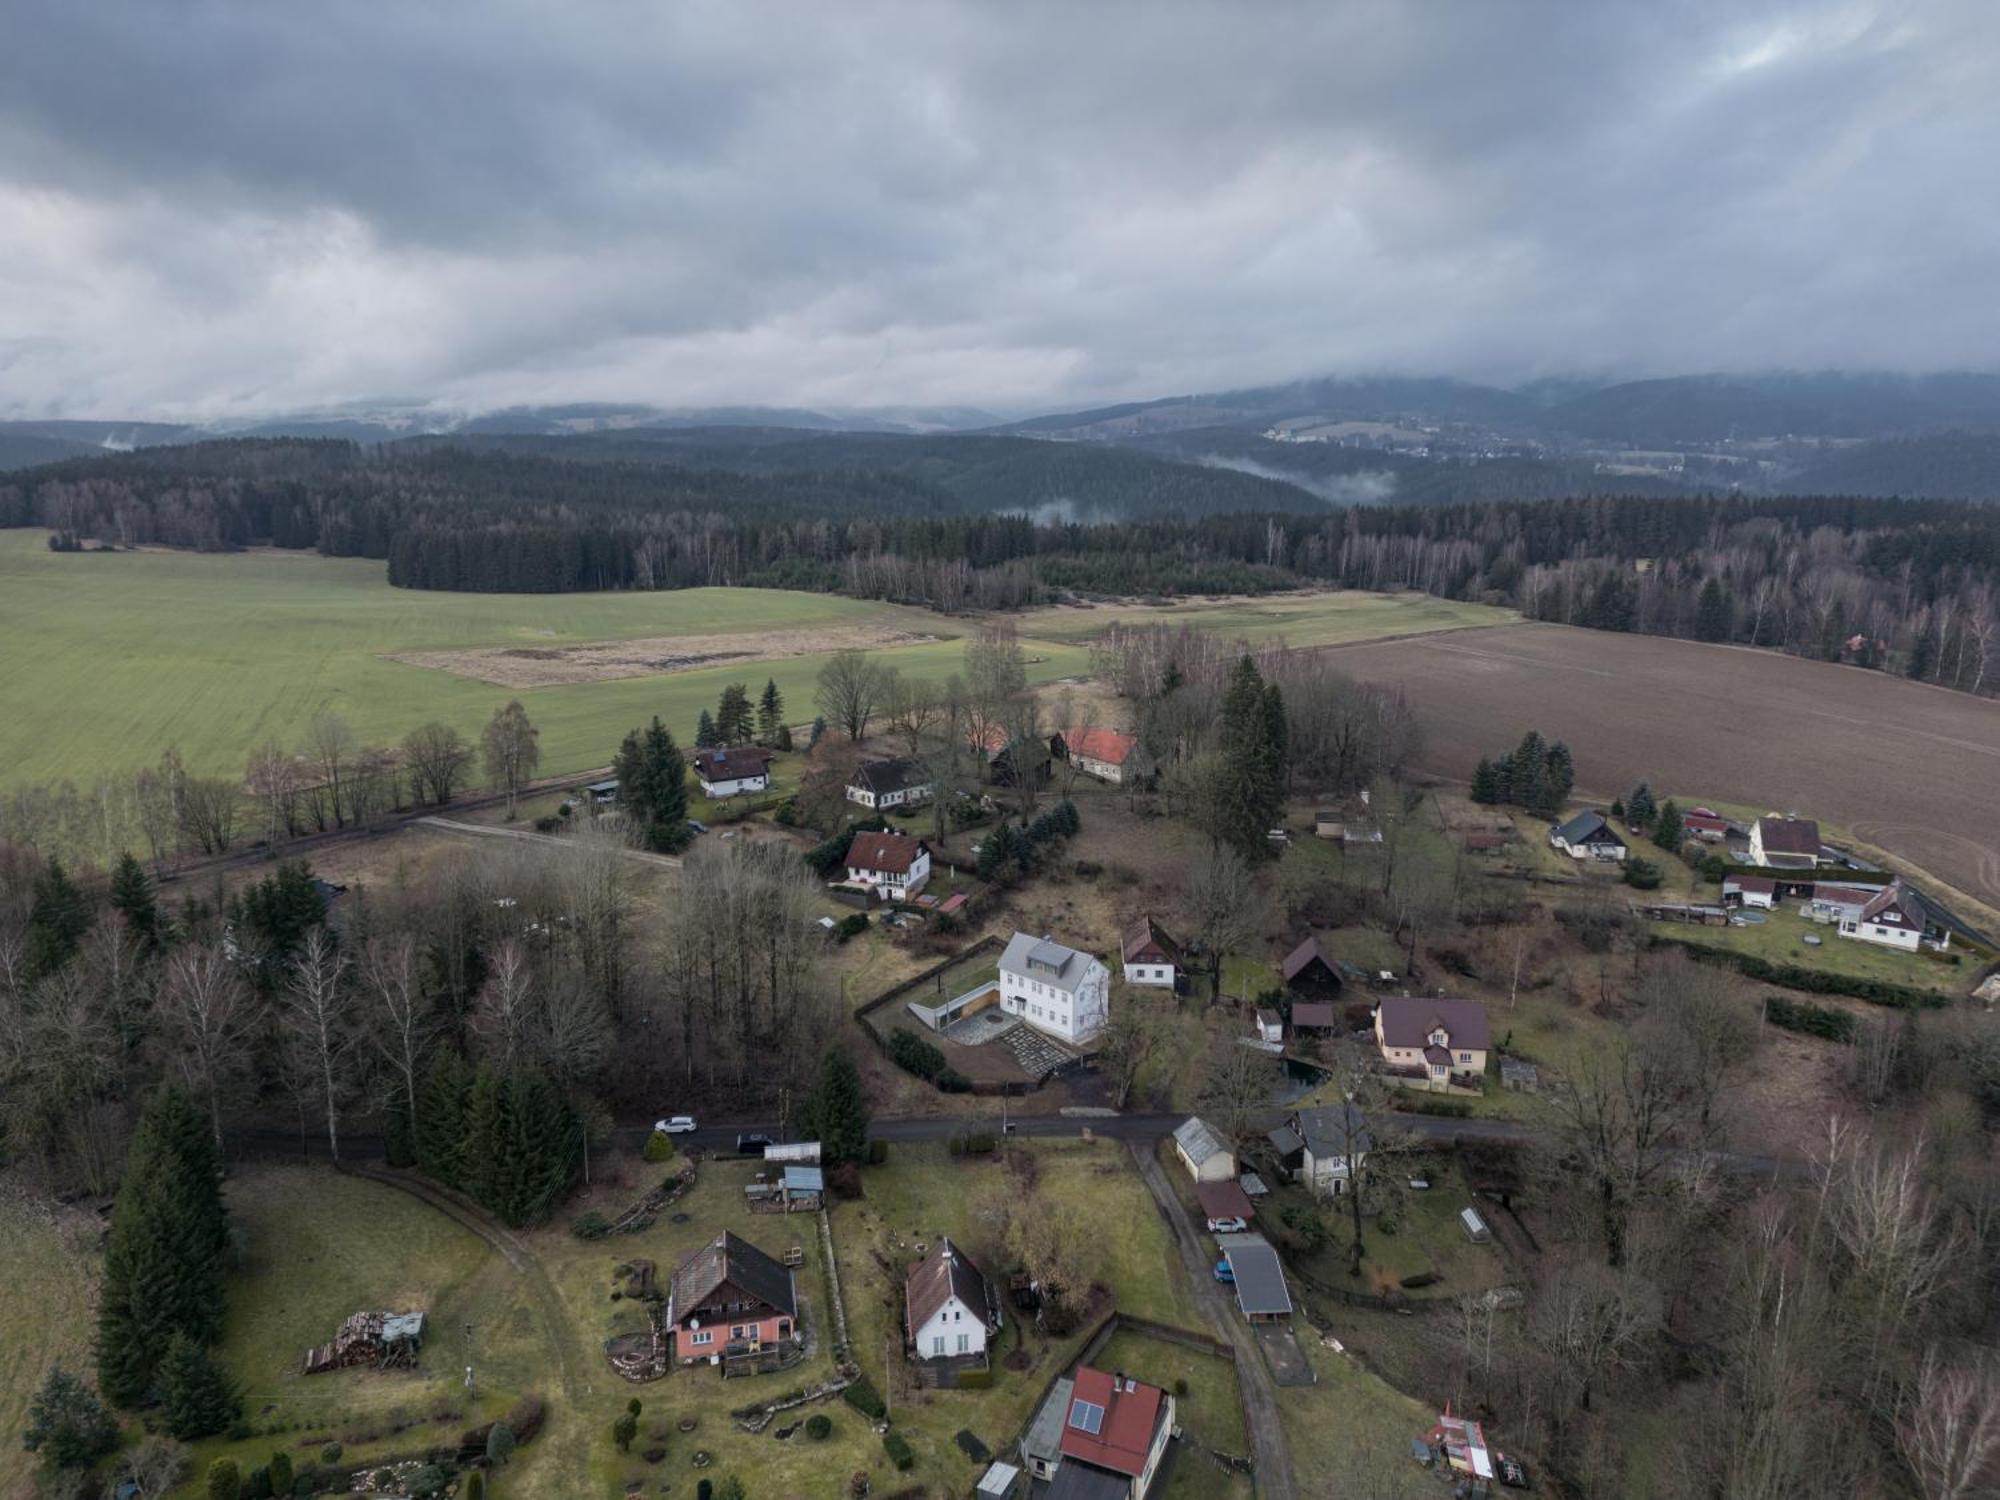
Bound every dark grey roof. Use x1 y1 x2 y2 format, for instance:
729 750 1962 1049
853 757 929 795
1294 1102 1372 1160
905 1237 995 1338
1046 1460 1132 1500
668 1231 796 1322
1001 931 1099 994
1023 1377 1076 1464
1215 1233 1293 1317
1266 1124 1304 1160
1554 810 1619 844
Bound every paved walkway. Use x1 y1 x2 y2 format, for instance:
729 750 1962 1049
1130 1142 1298 1500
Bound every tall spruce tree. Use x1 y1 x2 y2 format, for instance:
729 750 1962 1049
803 1052 868 1167
1508 731 1548 816
157 1333 242 1440
1653 799 1686 855
27 855 90 980
613 717 690 854
715 683 754 744
694 709 719 749
1542 741 1575 814
1694 577 1731 642
22 1365 118 1469
415 1050 473 1189
97 1088 229 1406
1212 656 1285 857
1626 782 1657 829
110 851 161 949
756 679 785 744
1469 756 1501 805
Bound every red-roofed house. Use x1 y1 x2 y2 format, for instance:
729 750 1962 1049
1052 1365 1176 1500
1060 727 1144 786
845 831 932 900
1683 806 1732 842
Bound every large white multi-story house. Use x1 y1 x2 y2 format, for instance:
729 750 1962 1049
999 932 1110 1046
844 831 932 900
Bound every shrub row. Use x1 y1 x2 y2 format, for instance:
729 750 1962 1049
1763 994 1860 1043
883 1431 915 1471
1656 938 1949 1009
843 1377 886 1421
1397 1095 1474 1118
887 1027 971 1092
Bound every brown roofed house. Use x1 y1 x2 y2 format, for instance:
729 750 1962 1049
1119 915 1183 989
1750 816 1822 869
1375 997 1490 1091
905 1237 1001 1363
1280 936 1343 996
1061 727 1144 786
845 830 932 900
667 1232 797 1367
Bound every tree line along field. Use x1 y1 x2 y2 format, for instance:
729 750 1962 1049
0 528 1510 791
1324 621 2000 916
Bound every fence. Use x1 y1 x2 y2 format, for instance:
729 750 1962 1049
854 934 1058 1097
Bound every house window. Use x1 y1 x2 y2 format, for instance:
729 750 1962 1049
731 1326 745 1338
778 1320 790 1338
689 1331 712 1346
1459 1052 1471 1063
957 1333 970 1354
932 1336 944 1355
1431 1064 1446 1076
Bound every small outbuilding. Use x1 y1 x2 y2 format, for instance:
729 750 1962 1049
1171 1116 1236 1183
1214 1233 1294 1322
1280 936 1344 997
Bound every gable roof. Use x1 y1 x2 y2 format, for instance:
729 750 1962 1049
1045 1462 1130 1500
668 1231 796 1322
1554 810 1620 845
1059 1365 1168 1478
1172 1116 1231 1168
1294 1101 1372 1161
1724 874 1778 895
851 757 930 795
1000 931 1100 994
1215 1232 1293 1317
905 1236 995 1337
1860 880 1925 931
1812 882 1879 910
1377 996 1491 1053
1280 935 1339 982
1755 816 1822 856
1065 727 1137 766
693 745 774 780
847 830 927 874
1120 914 1183 965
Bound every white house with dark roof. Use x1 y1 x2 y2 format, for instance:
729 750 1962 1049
845 830 931 900
1838 879 1942 953
693 746 774 798
846 757 933 811
1750 816 1822 869
999 932 1109 1045
905 1237 1001 1363
1288 1102 1371 1197
1550 810 1627 861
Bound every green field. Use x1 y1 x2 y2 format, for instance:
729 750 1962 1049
1649 904 1971 996
0 1194 104 1499
0 531 1065 788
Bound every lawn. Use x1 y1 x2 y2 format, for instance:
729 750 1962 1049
1275 1337 1439 1498
0 530 1089 788
1273 1162 1509 1304
1013 591 1516 649
0 1192 103 1500
1648 903 1970 997
828 1140 1205 1489
1090 1330 1251 1500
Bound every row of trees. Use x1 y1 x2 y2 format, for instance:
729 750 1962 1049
694 679 789 750
1 700 544 872
1468 730 1575 817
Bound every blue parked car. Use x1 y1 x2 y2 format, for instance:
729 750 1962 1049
1212 1259 1234 1284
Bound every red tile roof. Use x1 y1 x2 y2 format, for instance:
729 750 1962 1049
1065 727 1137 766
1059 1365 1167 1478
846 831 926 875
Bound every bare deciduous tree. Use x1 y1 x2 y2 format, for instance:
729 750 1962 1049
472 938 536 1071
1899 1349 2000 1500
815 650 889 741
158 943 253 1149
481 700 541 818
1185 841 1253 1002
279 929 361 1163
401 721 474 806
363 935 436 1152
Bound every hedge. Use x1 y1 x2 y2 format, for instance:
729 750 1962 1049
1655 937 1949 1009
955 1368 993 1390
883 1431 915 1471
1764 995 1860 1043
843 1377 886 1420
1397 1095 1473 1118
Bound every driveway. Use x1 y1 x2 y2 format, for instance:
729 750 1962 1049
1131 1141 1298 1500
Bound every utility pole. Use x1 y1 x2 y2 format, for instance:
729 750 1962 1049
464 1321 476 1407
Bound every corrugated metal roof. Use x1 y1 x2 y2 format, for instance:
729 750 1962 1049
1215 1234 1292 1317
783 1165 824 1192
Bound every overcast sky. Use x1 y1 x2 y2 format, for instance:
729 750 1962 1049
2 1 1995 420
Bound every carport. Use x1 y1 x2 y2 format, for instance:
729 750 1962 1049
1214 1233 1293 1323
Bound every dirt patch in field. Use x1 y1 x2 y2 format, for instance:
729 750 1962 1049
1323 622 2000 920
388 624 945 687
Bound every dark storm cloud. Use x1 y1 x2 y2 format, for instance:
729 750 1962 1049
1 1 1995 417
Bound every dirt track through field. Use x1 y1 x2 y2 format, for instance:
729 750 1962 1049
390 624 945 687
1323 623 2000 911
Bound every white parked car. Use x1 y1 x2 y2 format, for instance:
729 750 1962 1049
654 1115 698 1135
1206 1215 1249 1234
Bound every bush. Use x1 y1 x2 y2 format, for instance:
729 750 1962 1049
883 1431 915 1470
698 1481 714 1500
806 1414 833 1441
961 1131 997 1155
505 1394 546 1446
1174 1378 1189 1397
865 1139 889 1166
936 1067 972 1093
956 1367 993 1389
843 1377 887 1421
1622 856 1663 890
207 1458 241 1500
247 1467 273 1500
570 1210 611 1240
533 815 563 834
320 1443 343 1465
405 1465 449 1499
837 912 869 942
268 1452 294 1494
1764 995 1860 1043
486 1421 516 1466
888 1027 948 1082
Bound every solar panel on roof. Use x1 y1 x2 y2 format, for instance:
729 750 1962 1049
1068 1398 1104 1435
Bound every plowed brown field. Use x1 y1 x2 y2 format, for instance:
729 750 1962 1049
1325 623 2000 911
